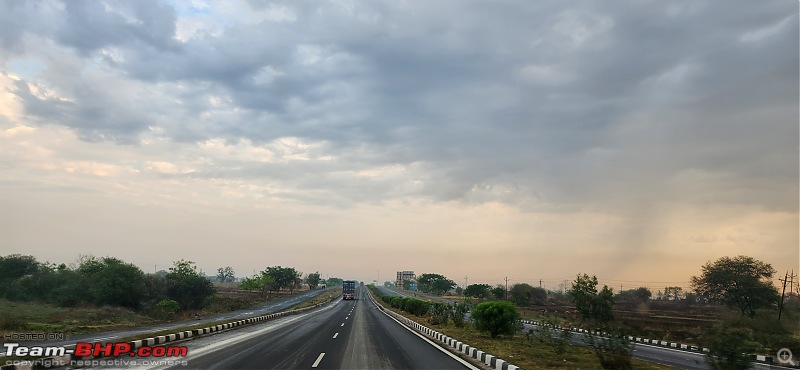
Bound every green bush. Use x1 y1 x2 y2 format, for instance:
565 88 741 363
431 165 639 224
450 303 470 328
156 299 180 319
429 303 449 325
472 301 519 338
403 298 430 316
706 326 756 370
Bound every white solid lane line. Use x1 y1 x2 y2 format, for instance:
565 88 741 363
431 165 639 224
312 352 325 368
333 333 339 339
341 323 345 326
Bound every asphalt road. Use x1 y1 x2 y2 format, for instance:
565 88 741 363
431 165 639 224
1 288 336 352
137 286 476 370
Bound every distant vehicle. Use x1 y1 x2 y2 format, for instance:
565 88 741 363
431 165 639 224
343 280 356 300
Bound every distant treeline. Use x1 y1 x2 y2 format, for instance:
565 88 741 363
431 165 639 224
0 254 344 316
0 254 215 313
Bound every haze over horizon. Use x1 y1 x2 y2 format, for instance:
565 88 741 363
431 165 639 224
1 0 797 292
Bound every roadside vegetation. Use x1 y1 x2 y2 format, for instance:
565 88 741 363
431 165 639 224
392 255 799 369
367 285 671 369
0 254 341 338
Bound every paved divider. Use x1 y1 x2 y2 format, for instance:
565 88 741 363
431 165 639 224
368 290 521 370
0 295 340 370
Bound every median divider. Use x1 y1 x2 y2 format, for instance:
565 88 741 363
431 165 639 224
0 294 341 370
367 290 522 370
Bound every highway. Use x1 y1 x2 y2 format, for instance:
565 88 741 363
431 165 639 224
103 286 476 370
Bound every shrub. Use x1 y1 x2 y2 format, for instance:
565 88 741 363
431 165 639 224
156 299 180 319
390 296 406 309
429 303 449 325
403 298 430 316
472 301 519 338
536 318 571 354
450 303 470 328
586 333 633 370
706 326 756 370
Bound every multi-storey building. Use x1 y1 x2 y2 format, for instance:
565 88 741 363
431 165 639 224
395 270 416 290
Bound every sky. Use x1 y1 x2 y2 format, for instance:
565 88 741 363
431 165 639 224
0 0 798 292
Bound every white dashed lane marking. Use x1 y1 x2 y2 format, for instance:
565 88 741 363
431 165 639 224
312 353 325 368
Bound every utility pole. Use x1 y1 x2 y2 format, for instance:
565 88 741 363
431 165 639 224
539 279 542 288
464 276 468 290
505 277 509 300
778 270 792 321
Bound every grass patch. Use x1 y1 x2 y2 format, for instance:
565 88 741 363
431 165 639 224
0 299 155 339
290 288 342 310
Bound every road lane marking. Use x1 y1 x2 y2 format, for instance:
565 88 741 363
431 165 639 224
312 352 325 368
341 323 345 326
332 333 338 339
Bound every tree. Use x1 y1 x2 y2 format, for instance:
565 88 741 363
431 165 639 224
402 279 413 290
616 287 652 304
0 254 44 300
383 281 394 288
216 266 235 283
306 272 321 290
664 286 684 301
464 284 491 299
706 326 756 370
472 301 520 338
165 260 215 310
510 283 547 306
690 256 779 317
264 266 300 293
417 273 456 295
569 274 615 325
0 254 40 283
240 276 262 292
80 257 147 309
240 272 275 297
326 277 343 286
491 285 506 300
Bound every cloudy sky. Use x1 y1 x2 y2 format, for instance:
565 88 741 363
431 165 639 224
1 0 797 291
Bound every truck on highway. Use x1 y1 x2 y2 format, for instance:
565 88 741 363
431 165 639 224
343 280 356 300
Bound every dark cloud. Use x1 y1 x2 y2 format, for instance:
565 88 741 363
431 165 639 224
2 0 797 212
